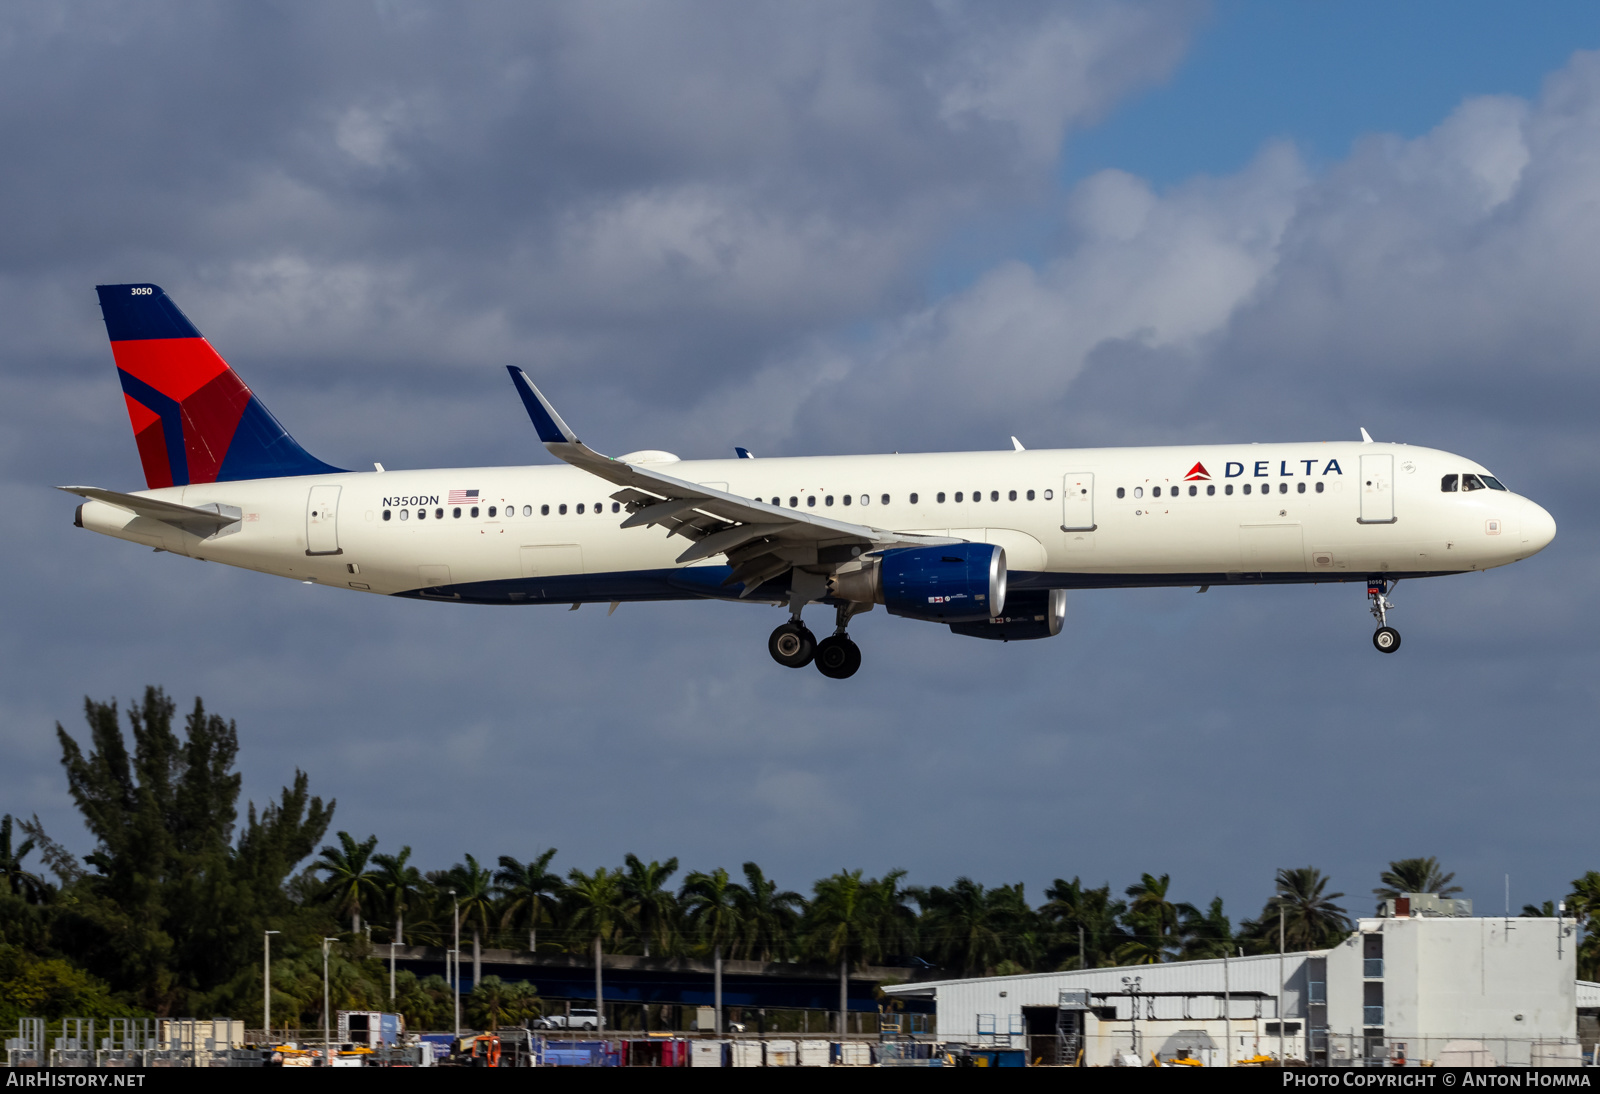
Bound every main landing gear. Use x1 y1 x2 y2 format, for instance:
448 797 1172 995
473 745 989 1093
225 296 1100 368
1368 579 1401 654
769 603 862 678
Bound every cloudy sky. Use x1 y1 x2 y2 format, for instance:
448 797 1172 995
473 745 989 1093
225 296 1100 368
4 0 1598 926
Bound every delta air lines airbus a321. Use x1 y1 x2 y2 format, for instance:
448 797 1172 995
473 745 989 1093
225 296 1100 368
65 284 1557 678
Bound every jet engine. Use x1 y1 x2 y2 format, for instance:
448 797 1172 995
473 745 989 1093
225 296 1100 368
827 544 1005 623
948 588 1066 641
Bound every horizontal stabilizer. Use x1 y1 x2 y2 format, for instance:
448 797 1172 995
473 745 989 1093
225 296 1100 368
58 485 239 533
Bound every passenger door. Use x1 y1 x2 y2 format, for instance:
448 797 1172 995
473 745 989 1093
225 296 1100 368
305 485 342 555
1060 473 1095 552
1358 454 1396 524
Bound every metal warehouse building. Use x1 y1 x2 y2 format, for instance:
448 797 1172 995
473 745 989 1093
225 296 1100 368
884 905 1588 1067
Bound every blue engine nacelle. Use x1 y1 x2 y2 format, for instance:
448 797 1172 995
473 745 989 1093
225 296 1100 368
879 544 1006 623
948 588 1067 641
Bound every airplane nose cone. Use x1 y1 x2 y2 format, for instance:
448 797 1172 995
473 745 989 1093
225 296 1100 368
1522 499 1557 554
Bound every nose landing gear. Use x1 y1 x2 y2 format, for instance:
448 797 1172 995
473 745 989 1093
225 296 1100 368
1368 579 1401 654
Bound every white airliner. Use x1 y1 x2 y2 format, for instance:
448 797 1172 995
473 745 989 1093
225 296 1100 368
65 284 1557 678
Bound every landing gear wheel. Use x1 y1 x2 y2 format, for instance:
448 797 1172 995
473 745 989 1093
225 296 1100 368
769 622 816 668
814 635 862 679
1373 626 1401 654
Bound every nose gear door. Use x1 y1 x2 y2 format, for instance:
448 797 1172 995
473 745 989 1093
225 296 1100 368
1358 454 1395 524
306 485 343 555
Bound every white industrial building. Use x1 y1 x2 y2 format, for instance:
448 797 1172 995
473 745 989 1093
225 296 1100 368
883 905 1586 1066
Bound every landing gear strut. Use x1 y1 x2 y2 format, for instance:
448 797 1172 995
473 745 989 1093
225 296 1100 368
1368 579 1401 654
815 603 862 679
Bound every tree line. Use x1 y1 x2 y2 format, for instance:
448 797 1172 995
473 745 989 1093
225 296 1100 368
3 688 1598 1033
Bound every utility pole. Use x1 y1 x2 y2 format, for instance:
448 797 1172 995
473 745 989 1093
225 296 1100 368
322 937 338 1063
594 935 604 1033
713 943 723 1034
1279 908 1287 1064
1223 948 1231 1067
263 930 279 1040
451 890 460 1038
1121 976 1141 1061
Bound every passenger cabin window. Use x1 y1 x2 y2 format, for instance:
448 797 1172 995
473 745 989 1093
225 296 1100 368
1279 482 1288 494
435 508 444 519
613 502 621 512
1315 482 1324 494
1296 483 1305 495
936 492 945 503
471 506 480 517
1152 486 1161 498
807 496 816 507
382 509 392 521
1207 485 1215 496
1441 474 1459 492
991 491 999 502
789 496 798 507
1117 487 1125 499
576 503 585 514
524 505 533 516
1462 474 1486 492
487 506 496 517
909 493 918 504
1043 489 1052 499
841 494 850 506
954 492 964 502
559 504 567 515
1133 487 1143 499
825 495 834 506
1242 484 1251 495
1026 490 1035 501
540 505 548 515
1008 490 1017 501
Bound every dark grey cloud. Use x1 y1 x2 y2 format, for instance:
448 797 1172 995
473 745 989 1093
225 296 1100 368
1 3 1592 925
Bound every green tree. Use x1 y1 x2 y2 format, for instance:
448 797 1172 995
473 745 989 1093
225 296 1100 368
372 846 423 947
1115 873 1184 964
680 867 743 960
495 850 561 953
565 866 629 955
1179 897 1235 959
1565 872 1600 980
733 862 802 962
316 832 380 934
443 855 497 985
465 974 539 1031
1374 858 1462 899
620 854 680 957
55 687 332 1014
0 815 48 904
1041 877 1128 969
919 878 1035 977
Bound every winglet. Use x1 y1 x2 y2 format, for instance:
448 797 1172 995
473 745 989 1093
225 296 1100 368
1011 436 1025 452
507 367 580 446
1359 427 1374 444
735 447 754 459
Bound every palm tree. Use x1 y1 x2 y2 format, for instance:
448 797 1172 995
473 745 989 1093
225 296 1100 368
495 849 562 953
1523 901 1557 917
0 814 48 903
316 832 381 933
373 846 422 946
867 869 921 964
620 854 680 957
1568 872 1600 981
566 866 629 953
1041 877 1127 969
919 878 1029 977
1270 867 1351 949
681 867 744 959
444 854 498 988
1374 858 1462 899
733 862 802 962
803 868 905 1031
1115 873 1183 964
1180 897 1235 959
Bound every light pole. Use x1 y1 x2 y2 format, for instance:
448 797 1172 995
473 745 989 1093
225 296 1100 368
322 937 338 1063
263 930 280 1041
450 890 460 1038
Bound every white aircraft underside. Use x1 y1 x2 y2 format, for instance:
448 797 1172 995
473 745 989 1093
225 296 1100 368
66 285 1557 679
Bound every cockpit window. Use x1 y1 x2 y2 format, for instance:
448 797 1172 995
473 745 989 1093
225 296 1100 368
1482 475 1507 491
1462 474 1486 492
1440 474 1458 492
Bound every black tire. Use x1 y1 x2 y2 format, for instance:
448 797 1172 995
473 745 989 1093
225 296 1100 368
815 635 862 679
1373 626 1401 653
768 622 816 668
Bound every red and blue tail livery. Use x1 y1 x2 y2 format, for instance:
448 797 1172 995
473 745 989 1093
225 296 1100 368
95 284 341 488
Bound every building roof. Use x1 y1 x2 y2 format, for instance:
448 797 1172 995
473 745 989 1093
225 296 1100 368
881 951 1328 999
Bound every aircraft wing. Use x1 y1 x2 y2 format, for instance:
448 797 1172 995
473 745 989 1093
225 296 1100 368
507 368 959 595
57 486 240 535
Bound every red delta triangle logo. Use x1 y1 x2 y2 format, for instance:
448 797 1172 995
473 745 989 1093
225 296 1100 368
1184 462 1211 481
